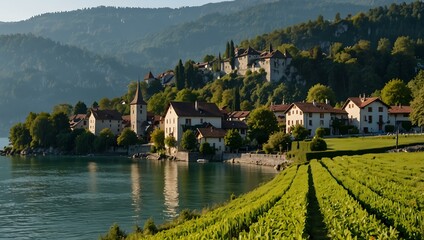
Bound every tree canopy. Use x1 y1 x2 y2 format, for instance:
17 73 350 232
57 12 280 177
247 107 278 146
380 79 412 106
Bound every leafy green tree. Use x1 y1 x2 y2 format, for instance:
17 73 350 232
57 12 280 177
381 79 412 105
410 88 424 127
175 89 198 102
151 129 165 151
9 123 31 151
180 130 197 152
50 112 71 135
291 124 309 141
392 36 415 56
165 135 177 148
199 142 215 155
247 107 278 146
185 60 195 89
143 218 158 235
99 98 113 110
25 112 38 129
233 87 241 111
94 128 115 152
310 137 327 151
230 40 235 70
240 100 253 111
377 38 391 53
117 128 138 148
315 127 326 138
408 70 424 98
73 101 87 115
224 129 243 152
148 92 167 115
100 223 127 240
75 130 96 154
30 113 54 147
306 83 336 105
92 101 99 109
265 132 291 153
52 103 73 116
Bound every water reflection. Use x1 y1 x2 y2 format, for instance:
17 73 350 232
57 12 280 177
87 162 97 193
163 161 179 218
131 163 141 223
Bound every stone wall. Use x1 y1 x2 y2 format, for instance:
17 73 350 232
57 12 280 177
222 153 291 167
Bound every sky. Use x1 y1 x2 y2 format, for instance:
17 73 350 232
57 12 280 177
0 0 225 22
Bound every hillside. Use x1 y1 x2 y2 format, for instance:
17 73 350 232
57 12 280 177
0 34 140 136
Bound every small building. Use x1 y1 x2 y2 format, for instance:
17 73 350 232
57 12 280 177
164 101 223 149
285 102 348 136
144 71 156 85
388 105 412 131
69 114 88 131
270 103 290 130
342 96 390 133
222 120 248 139
227 111 250 122
197 126 227 154
88 109 123 136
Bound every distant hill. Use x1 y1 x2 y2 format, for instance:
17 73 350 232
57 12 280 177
0 34 140 136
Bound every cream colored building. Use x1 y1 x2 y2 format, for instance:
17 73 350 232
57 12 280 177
164 101 223 150
388 105 412 131
342 97 390 133
88 109 123 135
197 127 227 154
285 102 347 137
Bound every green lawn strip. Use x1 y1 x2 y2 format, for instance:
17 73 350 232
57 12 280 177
182 166 301 239
140 166 298 240
332 155 424 209
321 158 423 239
238 165 309 239
310 160 398 239
325 135 424 151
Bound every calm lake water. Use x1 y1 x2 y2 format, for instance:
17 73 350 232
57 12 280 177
0 153 277 239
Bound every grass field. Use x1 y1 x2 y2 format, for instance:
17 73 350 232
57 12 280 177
102 152 424 239
325 134 424 151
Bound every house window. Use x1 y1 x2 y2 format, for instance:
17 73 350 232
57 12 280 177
296 120 299 125
368 107 372 112
200 118 203 123
219 138 221 142
309 120 312 126
109 120 111 123
378 107 383 112
309 113 312 117
300 112 303 115
241 129 246 134
320 113 324 118
320 120 324 126
364 115 367 121
368 116 372 123
140 110 142 114
403 114 408 117
288 112 291 116
185 119 191 126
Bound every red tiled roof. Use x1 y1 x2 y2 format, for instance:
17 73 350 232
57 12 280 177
285 102 347 114
144 71 155 80
270 104 290 112
90 109 122 121
389 105 411 114
222 120 248 129
343 97 389 109
260 50 286 59
228 111 250 119
169 101 223 118
197 127 227 138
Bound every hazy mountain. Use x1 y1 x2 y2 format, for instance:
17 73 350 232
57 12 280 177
0 34 140 136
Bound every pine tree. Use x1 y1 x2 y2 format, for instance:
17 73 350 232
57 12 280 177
175 59 185 90
230 40 235 70
225 41 230 59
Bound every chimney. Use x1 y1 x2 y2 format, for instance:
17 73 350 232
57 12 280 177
325 99 329 105
195 101 198 111
313 100 317 106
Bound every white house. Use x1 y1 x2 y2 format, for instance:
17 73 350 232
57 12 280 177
69 114 88 131
164 101 223 149
227 111 250 122
388 105 412 131
285 102 347 136
342 96 390 133
196 126 227 154
222 120 248 139
88 109 123 136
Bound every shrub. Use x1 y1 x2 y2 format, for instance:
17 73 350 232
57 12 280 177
315 127 326 138
143 218 158 235
310 137 327 151
199 142 215 155
262 143 273 154
100 223 127 240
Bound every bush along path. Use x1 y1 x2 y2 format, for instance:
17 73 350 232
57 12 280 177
104 152 424 240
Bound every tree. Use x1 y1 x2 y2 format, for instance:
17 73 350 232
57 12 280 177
175 89 197 102
315 127 326 138
224 129 243 152
52 103 73 116
230 40 235 70
99 98 112 110
410 87 424 127
117 128 138 148
233 88 240 111
165 136 177 149
50 112 71 135
148 92 167 115
377 38 391 53
306 84 336 105
9 123 31 151
381 79 412 105
151 129 165 151
185 60 195 88
180 130 197 152
291 124 309 141
75 130 96 154
310 137 327 151
30 113 54 147
94 128 115 152
175 59 185 90
74 101 87 115
392 36 414 56
199 142 215 155
247 107 278 146
266 132 291 153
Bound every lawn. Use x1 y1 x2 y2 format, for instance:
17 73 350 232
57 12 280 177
325 134 424 151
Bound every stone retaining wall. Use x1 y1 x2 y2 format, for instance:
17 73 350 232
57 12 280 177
222 153 291 167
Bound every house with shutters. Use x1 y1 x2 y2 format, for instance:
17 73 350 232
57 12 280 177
285 101 348 137
222 46 292 82
342 96 390 134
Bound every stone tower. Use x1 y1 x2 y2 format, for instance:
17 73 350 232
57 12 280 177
130 81 147 137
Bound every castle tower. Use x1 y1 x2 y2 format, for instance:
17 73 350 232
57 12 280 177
130 81 147 137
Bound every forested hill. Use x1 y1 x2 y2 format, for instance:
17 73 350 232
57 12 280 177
0 34 140 136
0 0 412 71
240 1 424 52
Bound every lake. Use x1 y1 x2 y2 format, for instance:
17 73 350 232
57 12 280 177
0 154 278 239
0 137 8 149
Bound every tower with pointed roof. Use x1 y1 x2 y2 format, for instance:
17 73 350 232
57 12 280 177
130 81 147 137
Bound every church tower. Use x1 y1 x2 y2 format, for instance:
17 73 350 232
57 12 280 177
130 81 147 137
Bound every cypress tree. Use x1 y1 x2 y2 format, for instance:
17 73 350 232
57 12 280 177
225 41 230 59
233 87 241 111
175 59 185 90
230 40 235 70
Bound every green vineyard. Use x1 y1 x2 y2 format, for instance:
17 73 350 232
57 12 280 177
122 152 424 239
